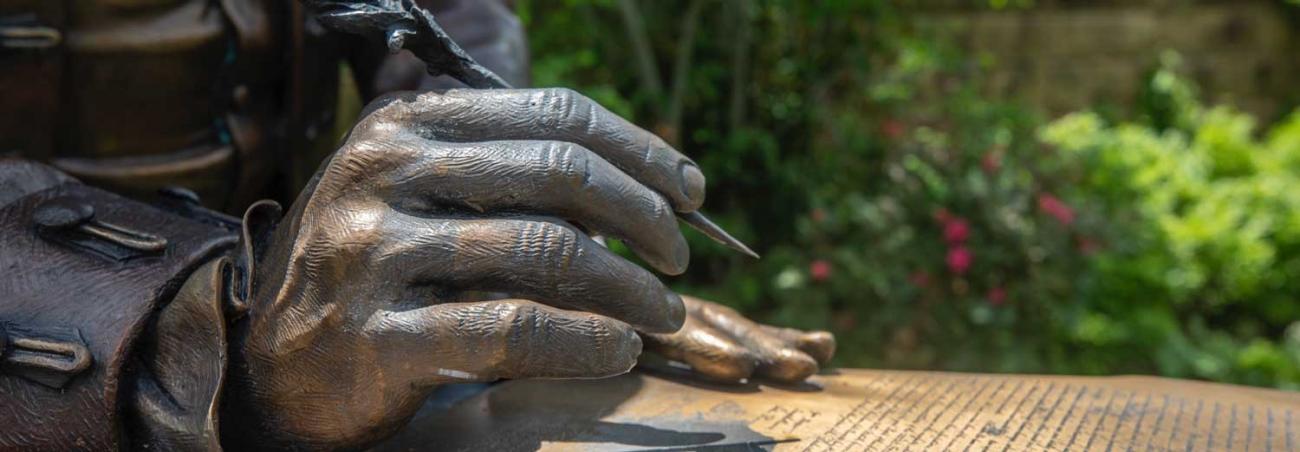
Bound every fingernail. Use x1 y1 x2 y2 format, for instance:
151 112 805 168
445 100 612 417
626 332 644 357
607 327 642 375
801 331 837 364
618 333 643 374
679 163 706 209
664 292 686 332
672 238 690 275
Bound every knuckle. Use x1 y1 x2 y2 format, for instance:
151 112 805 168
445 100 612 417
534 88 592 135
585 315 639 372
585 315 630 346
547 143 593 190
490 303 540 368
583 315 613 354
514 221 583 277
354 94 411 134
329 138 407 182
494 302 529 331
335 138 382 162
338 206 388 241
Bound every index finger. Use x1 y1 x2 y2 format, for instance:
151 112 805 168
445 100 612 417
378 88 707 212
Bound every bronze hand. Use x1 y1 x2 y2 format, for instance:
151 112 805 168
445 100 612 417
643 296 835 383
223 88 706 449
304 0 757 259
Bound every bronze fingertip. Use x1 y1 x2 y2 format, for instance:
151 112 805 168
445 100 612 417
798 331 837 365
760 350 820 383
664 292 687 333
679 162 707 209
671 237 691 274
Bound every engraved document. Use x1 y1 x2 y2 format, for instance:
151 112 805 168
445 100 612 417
382 368 1300 451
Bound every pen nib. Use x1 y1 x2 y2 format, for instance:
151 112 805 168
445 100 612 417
680 211 760 259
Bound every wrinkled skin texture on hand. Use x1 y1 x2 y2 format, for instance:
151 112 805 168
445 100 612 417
224 88 701 450
220 87 833 450
642 296 836 383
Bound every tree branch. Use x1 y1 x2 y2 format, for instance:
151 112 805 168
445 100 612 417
727 0 754 131
664 0 707 145
616 0 665 110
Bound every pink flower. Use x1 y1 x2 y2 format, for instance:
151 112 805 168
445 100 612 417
987 286 1007 306
809 260 833 282
943 218 970 244
946 247 972 275
1037 193 1075 226
908 270 931 288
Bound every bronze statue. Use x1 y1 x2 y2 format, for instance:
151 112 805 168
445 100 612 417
0 0 833 449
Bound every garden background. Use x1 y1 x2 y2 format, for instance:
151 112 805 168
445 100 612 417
512 0 1300 388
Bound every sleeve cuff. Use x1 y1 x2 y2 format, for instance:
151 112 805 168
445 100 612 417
127 257 233 451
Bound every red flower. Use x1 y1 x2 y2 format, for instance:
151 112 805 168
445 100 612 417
946 247 972 275
943 218 970 244
881 119 907 140
809 260 833 282
908 270 931 288
987 286 1007 306
1037 193 1075 226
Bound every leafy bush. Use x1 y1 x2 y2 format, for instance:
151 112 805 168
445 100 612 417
518 0 1300 388
1038 60 1300 387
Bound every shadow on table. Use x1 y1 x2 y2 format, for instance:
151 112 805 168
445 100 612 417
375 373 738 451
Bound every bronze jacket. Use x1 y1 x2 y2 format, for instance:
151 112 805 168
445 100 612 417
0 0 526 449
0 0 527 211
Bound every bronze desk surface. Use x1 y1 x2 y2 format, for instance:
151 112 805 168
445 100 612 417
380 367 1300 451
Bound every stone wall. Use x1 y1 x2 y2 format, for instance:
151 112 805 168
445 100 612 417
918 1 1299 120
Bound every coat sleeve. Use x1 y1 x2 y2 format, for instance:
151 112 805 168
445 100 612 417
0 159 239 450
125 257 234 451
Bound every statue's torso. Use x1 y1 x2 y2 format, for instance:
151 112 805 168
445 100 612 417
0 0 337 210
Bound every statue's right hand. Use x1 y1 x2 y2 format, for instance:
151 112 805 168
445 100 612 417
223 89 703 450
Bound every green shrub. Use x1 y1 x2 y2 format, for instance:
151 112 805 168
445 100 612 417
518 0 1300 388
1039 65 1300 387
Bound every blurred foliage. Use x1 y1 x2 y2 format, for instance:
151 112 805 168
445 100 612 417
516 0 1300 388
1038 59 1300 388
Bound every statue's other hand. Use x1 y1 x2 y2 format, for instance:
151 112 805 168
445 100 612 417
641 296 836 383
225 88 705 450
